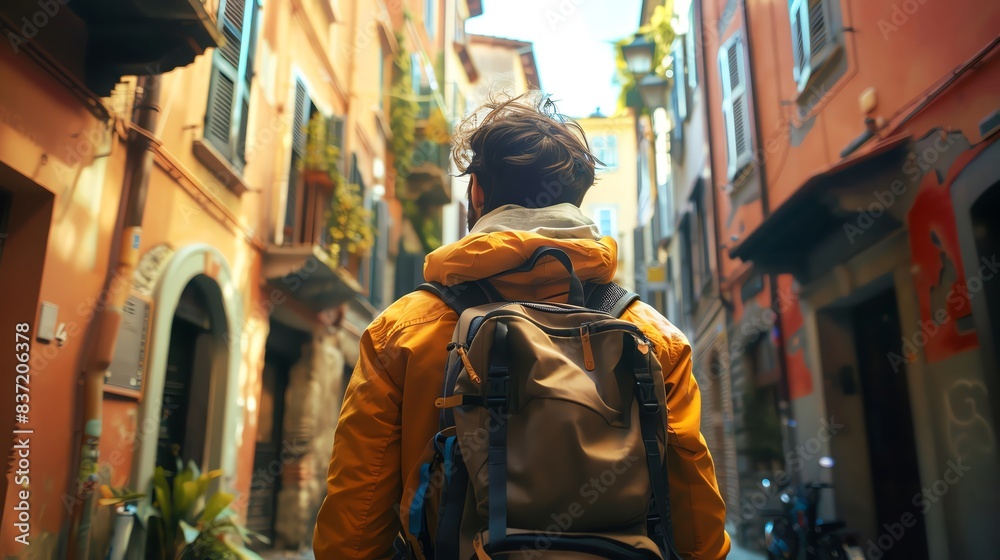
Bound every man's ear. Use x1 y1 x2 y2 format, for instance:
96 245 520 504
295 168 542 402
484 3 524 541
470 173 485 212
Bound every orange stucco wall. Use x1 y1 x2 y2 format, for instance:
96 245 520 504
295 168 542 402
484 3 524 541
0 39 271 558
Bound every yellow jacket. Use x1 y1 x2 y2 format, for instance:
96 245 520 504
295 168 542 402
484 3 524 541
314 225 731 559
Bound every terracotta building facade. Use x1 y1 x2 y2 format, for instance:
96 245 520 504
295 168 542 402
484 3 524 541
0 1 485 558
646 0 1000 557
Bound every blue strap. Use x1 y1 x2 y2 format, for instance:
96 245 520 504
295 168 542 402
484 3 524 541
408 463 432 539
443 436 457 485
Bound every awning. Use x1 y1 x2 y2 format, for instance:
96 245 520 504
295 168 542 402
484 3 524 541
403 163 452 206
70 0 222 95
262 244 363 311
730 134 911 277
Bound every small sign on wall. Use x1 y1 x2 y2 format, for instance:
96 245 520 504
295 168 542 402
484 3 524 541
105 294 152 399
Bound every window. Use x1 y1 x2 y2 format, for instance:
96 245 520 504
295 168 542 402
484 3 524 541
671 38 688 123
690 181 712 293
423 0 437 39
378 44 385 111
454 5 467 45
686 2 698 89
204 0 260 169
788 0 838 93
718 33 753 181
284 78 344 246
679 215 694 314
591 135 618 171
592 206 618 240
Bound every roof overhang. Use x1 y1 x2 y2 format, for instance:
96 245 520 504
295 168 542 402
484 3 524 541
730 134 912 278
70 0 222 95
262 244 363 311
467 0 484 18
403 163 452 206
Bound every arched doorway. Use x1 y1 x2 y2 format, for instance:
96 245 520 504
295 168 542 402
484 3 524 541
131 244 242 501
156 275 224 475
952 139 1000 446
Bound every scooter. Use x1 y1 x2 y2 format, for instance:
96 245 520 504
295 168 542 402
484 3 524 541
763 481 866 560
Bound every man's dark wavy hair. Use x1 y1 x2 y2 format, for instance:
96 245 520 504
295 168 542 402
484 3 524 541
452 90 602 212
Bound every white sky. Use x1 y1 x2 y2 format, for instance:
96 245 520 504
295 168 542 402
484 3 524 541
466 0 643 119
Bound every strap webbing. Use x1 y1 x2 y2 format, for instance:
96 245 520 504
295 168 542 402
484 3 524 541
486 321 510 550
416 281 493 317
435 440 468 558
633 345 683 560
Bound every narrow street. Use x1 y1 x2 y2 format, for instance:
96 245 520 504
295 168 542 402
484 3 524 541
1 0 998 558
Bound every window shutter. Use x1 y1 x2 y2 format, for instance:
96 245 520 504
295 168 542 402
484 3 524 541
719 34 751 181
686 3 698 89
790 0 833 93
329 115 346 175
672 38 688 122
236 0 259 166
206 0 257 166
284 79 311 240
790 0 808 89
205 68 236 155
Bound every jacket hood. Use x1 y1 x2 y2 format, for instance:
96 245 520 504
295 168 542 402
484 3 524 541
423 204 619 296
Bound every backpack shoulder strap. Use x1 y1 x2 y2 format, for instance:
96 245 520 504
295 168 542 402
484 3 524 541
416 281 494 317
585 282 640 318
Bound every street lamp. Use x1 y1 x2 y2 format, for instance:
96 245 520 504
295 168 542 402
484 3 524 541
620 34 671 111
638 73 670 111
621 34 655 76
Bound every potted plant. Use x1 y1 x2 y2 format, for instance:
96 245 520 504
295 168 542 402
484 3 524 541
327 181 374 261
143 462 266 560
301 112 340 189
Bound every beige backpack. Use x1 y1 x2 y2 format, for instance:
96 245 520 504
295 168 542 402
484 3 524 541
402 247 682 560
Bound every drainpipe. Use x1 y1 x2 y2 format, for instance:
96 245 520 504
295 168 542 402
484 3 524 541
67 74 160 560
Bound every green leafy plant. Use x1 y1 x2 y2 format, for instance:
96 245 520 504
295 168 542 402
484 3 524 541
616 1 677 111
98 484 146 507
390 31 419 180
301 112 341 175
328 182 374 259
146 462 266 560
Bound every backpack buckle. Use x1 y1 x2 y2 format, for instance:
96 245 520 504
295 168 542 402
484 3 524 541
486 376 509 408
635 376 659 414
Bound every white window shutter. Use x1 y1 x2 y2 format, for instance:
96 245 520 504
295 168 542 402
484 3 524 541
790 0 834 93
719 34 751 181
672 38 688 122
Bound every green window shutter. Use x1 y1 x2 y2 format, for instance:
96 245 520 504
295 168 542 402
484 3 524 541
328 115 346 175
235 0 259 166
284 78 312 238
205 68 236 155
205 0 258 167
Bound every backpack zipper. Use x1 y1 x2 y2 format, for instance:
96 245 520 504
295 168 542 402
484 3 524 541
447 342 481 384
580 323 596 371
